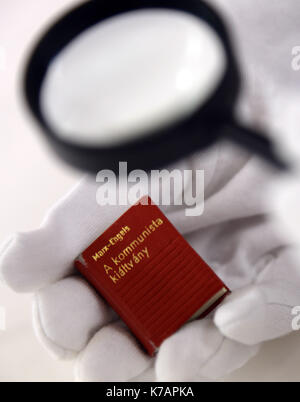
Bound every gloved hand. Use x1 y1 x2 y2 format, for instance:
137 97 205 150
0 140 299 382
1 0 300 382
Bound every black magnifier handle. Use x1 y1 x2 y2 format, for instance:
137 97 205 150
223 120 291 171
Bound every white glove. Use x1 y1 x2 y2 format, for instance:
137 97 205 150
1 141 299 382
1 0 300 382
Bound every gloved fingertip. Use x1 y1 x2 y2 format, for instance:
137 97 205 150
33 295 78 360
32 277 116 360
0 233 28 292
75 323 152 382
0 235 14 285
156 319 260 381
155 320 223 381
214 286 266 345
0 227 75 293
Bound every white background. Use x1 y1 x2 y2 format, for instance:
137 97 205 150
0 0 299 382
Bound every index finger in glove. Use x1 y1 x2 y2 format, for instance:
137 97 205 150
0 177 129 292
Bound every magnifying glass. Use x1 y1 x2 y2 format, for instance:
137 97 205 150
24 0 288 173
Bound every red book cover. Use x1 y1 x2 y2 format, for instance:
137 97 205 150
75 197 230 356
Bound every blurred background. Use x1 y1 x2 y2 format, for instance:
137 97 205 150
0 0 299 382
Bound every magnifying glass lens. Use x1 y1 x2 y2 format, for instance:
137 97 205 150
40 9 226 147
25 0 288 172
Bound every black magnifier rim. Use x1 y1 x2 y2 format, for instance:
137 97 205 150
24 0 240 173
